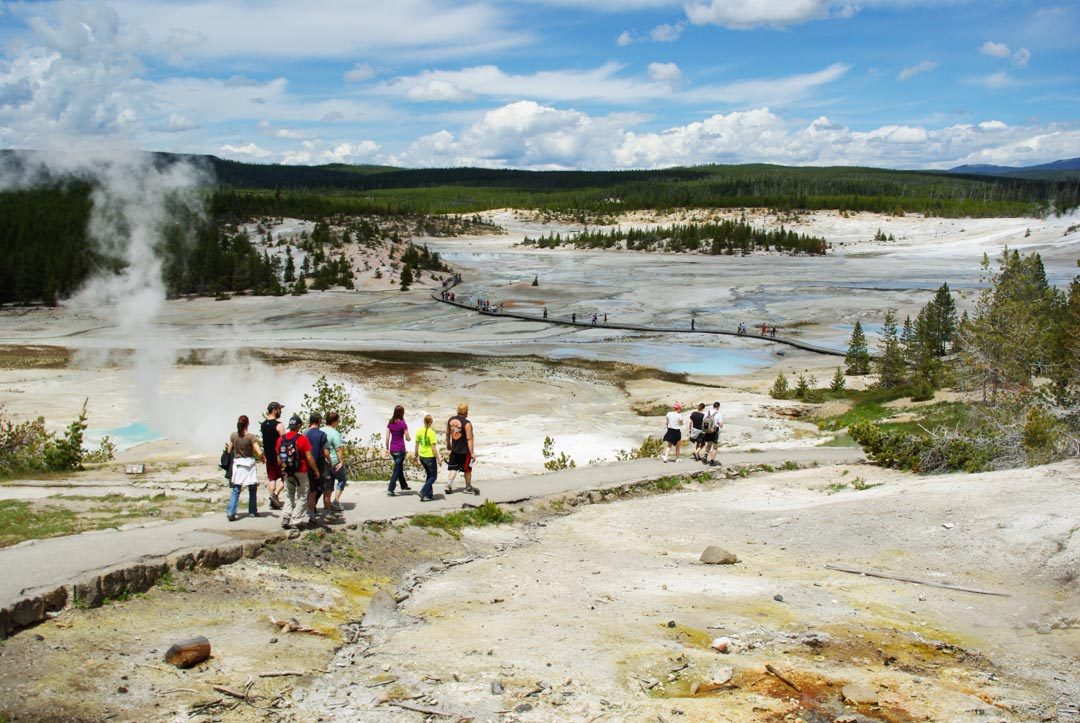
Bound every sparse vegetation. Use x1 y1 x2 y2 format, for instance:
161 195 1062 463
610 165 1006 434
409 500 513 539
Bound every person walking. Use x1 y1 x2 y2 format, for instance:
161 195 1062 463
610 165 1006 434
261 402 285 510
386 405 412 496
305 413 331 524
571 312 576 323
226 415 264 521
691 318 696 331
276 415 319 529
662 402 684 463
701 401 725 467
414 414 442 502
325 411 348 513
446 403 477 495
543 307 548 319
688 403 706 461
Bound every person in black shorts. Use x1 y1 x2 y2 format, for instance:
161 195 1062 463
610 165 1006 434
689 403 706 460
445 403 477 495
261 402 285 509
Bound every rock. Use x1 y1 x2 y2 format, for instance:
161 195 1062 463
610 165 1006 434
700 546 738 565
709 666 734 685
491 680 504 695
841 683 878 705
942 522 954 529
773 594 785 603
666 620 677 628
515 703 533 713
1036 624 1052 635
164 636 211 668
362 588 398 628
711 637 732 653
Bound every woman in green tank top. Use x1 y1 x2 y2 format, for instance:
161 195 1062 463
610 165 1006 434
414 414 441 502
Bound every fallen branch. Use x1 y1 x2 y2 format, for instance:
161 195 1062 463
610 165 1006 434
386 700 455 717
764 664 801 692
824 564 1010 597
212 685 249 701
258 671 306 678
270 615 330 635
156 688 200 696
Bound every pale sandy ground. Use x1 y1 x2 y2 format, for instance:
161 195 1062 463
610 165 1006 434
302 459 1080 722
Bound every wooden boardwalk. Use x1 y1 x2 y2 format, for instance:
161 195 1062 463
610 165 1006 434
432 280 849 358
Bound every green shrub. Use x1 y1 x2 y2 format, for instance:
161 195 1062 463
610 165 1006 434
770 373 790 399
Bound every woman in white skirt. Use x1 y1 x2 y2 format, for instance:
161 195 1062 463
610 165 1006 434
226 414 264 521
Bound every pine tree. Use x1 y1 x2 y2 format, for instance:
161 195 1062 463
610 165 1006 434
794 374 810 400
900 315 915 365
400 264 413 291
283 249 296 282
769 372 790 399
924 282 958 356
877 310 905 389
829 367 846 393
845 321 871 375
532 275 539 287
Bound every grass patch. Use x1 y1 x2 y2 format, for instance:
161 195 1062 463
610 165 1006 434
0 500 79 547
409 500 513 539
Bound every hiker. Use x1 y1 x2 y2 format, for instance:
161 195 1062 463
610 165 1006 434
771 326 777 337
688 403 706 461
543 307 548 319
701 402 724 467
691 318 696 331
386 405 412 496
571 313 576 323
261 402 286 510
277 415 320 529
305 413 331 524
662 402 684 463
226 414 264 521
592 313 597 325
603 313 607 323
414 413 442 502
446 403 477 495
326 411 347 513
761 322 768 335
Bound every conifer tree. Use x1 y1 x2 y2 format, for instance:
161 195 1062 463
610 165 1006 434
283 249 296 282
845 321 871 375
829 367 846 393
877 310 905 388
400 264 414 291
769 372 790 399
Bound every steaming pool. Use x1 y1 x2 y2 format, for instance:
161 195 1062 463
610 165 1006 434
86 421 164 451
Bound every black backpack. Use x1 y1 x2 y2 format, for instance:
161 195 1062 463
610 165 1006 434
278 434 300 474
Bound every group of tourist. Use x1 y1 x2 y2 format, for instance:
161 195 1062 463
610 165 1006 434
661 401 724 466
737 322 778 337
222 401 478 528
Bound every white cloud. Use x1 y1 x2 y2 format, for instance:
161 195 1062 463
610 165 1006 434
650 22 684 42
379 61 847 107
898 59 938 81
344 63 376 83
321 111 345 122
388 99 1080 170
1012 47 1030 68
280 140 381 165
150 113 199 133
616 30 634 46
256 120 311 140
647 62 682 84
980 41 1011 58
102 0 528 62
219 142 272 159
685 0 833 29
972 71 1016 89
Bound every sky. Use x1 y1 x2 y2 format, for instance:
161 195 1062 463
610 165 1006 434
0 0 1077 170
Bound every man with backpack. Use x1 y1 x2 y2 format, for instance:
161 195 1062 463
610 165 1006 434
446 403 477 495
276 414 319 529
688 403 706 461
261 402 285 510
700 402 724 467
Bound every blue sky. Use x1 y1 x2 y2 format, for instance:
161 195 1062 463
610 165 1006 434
0 0 1077 169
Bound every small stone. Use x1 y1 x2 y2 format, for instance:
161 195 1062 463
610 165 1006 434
667 620 677 628
452 672 461 682
942 523 954 529
711 637 732 653
537 680 551 689
773 594 785 603
700 546 739 565
117 685 128 694
33 634 44 641
314 560 321 568
321 544 332 553
841 683 878 705
381 663 391 672
491 680 504 695
515 703 533 713
269 637 278 644
1036 624 1052 635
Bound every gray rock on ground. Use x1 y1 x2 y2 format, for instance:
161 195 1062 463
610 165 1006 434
361 588 399 628
700 546 738 565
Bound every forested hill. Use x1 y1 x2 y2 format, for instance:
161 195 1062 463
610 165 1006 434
206 157 1078 218
3 149 1077 218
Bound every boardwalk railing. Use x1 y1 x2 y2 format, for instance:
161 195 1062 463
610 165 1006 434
432 276 849 358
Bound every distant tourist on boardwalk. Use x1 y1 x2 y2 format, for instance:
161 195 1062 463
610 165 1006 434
446 403 478 495
571 313 577 323
226 415 264 521
261 402 285 510
326 411 347 513
688 403 706 461
414 414 442 502
305 413 332 524
771 326 777 337
386 405 412 496
700 402 724 467
277 415 320 530
543 307 548 319
662 402 684 463
691 318 696 331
